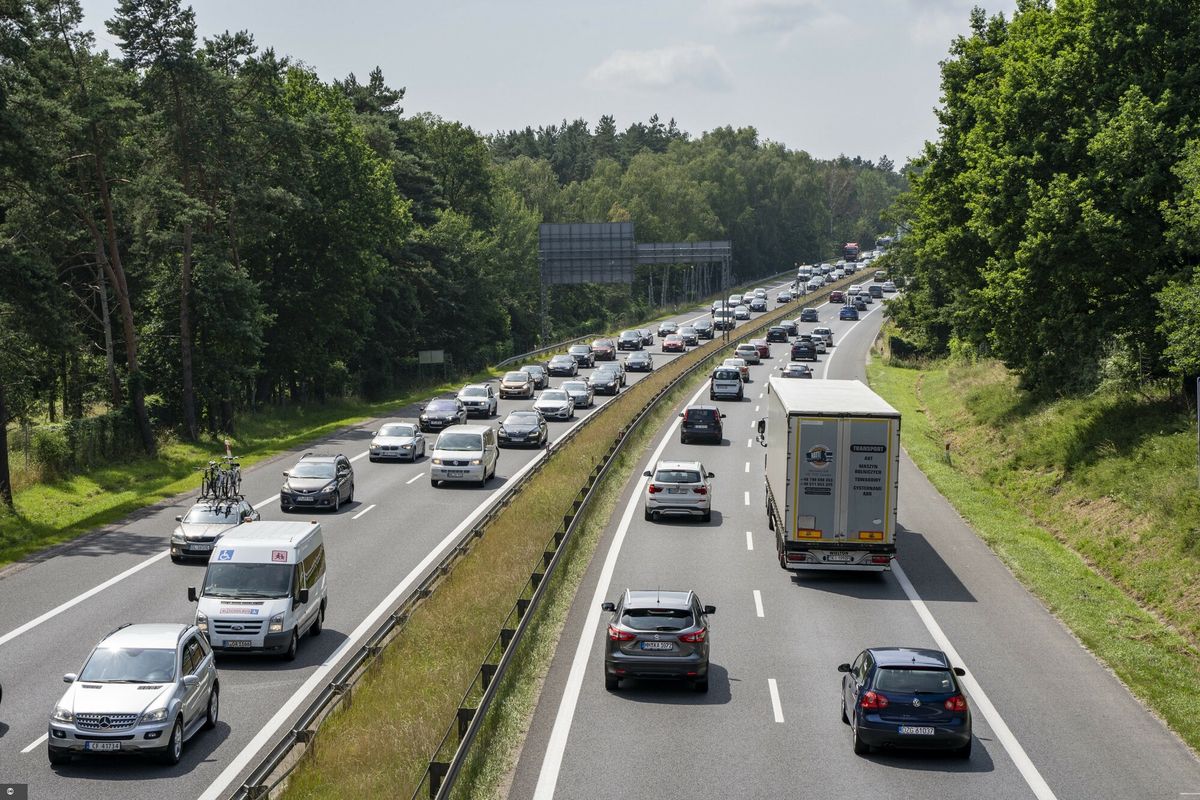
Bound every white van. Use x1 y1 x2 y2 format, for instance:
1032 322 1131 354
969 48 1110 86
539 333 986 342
710 365 744 401
430 424 499 487
189 521 327 661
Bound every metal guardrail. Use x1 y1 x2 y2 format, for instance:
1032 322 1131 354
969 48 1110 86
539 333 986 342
229 268 857 800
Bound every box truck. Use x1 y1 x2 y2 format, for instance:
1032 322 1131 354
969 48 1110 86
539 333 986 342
759 378 900 571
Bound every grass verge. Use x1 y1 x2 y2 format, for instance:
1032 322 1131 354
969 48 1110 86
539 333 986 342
867 344 1200 753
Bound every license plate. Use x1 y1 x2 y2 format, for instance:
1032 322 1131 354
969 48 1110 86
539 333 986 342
667 487 687 494
85 741 121 751
898 726 935 735
640 641 674 650
446 470 465 477
825 554 853 563
189 544 213 552
224 639 252 648
295 496 314 503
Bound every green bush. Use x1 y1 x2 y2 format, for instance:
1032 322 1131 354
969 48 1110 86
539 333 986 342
32 426 72 477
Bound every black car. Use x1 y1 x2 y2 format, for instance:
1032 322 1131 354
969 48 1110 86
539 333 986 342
547 354 579 376
678 326 700 346
781 319 798 336
790 340 817 361
638 328 655 346
839 647 972 758
589 369 621 395
766 326 789 343
626 351 654 372
679 405 725 444
617 330 643 351
693 319 715 339
657 320 680 337
521 364 550 389
779 363 813 378
601 589 715 693
854 298 868 312
567 344 595 368
799 307 819 323
497 410 548 448
419 397 468 432
280 453 354 512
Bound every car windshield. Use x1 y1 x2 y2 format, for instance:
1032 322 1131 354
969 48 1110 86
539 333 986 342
378 424 415 438
620 608 695 632
629 353 648 360
551 356 572 363
875 667 955 694
505 412 539 424
654 469 701 483
203 562 292 598
504 372 527 381
540 391 569 402
436 432 484 451
289 461 335 479
736 345 755 353
427 399 457 412
620 331 637 339
460 387 487 397
562 381 587 391
79 647 177 683
593 341 611 348
680 327 696 334
183 505 239 524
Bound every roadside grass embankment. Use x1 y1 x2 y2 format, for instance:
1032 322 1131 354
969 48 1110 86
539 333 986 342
276 274 855 800
867 342 1200 753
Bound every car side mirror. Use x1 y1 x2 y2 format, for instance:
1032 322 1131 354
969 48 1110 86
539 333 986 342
642 470 652 477
837 663 852 673
600 602 615 612
703 605 716 615
282 470 289 478
175 515 183 522
756 419 766 436
678 412 684 418
187 587 198 603
706 472 715 478
298 588 310 604
63 672 78 683
182 674 200 688
953 667 966 677
720 413 726 418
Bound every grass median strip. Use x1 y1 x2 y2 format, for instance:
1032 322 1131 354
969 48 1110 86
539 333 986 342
867 348 1200 753
275 275 855 800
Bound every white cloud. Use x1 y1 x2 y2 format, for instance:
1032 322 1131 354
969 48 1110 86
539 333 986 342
587 45 733 92
706 0 846 36
908 7 971 45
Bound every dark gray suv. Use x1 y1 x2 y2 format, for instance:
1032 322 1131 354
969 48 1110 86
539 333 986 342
280 453 354 512
600 589 715 693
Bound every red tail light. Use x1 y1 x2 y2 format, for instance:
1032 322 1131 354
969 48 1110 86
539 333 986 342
944 695 968 712
608 625 636 642
693 486 708 495
860 690 889 710
682 409 689 422
679 628 707 643
648 484 660 494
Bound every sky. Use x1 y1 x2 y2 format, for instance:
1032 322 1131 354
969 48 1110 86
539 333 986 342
78 0 1017 166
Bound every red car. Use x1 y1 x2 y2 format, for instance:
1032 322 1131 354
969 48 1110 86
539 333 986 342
591 338 616 360
829 290 844 303
661 334 685 353
751 338 770 358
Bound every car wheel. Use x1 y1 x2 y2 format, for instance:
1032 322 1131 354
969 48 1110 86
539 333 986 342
48 746 71 766
159 717 184 764
955 738 973 759
347 482 354 504
701 510 712 523
203 683 220 730
644 507 653 521
431 479 440 488
852 723 871 756
283 631 299 662
280 503 290 514
605 674 620 691
332 492 340 513
693 677 709 693
841 696 849 725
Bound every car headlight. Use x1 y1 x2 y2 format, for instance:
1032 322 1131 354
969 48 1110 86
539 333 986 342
52 706 74 723
269 613 285 634
470 459 482 466
319 484 336 495
370 444 380 451
141 707 169 724
431 457 442 465
171 529 185 543
196 611 208 634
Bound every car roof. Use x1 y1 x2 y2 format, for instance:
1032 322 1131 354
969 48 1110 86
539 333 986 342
624 589 693 609
299 453 339 463
868 647 950 668
460 383 490 389
655 459 704 471
101 623 189 649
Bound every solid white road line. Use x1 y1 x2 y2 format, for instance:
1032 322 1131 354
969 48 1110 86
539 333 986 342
349 450 368 463
533 379 711 800
753 589 764 618
0 549 171 649
892 560 1058 800
254 493 279 507
744 490 750 506
406 472 425 485
745 531 754 550
351 504 376 520
823 298 886 375
21 733 48 754
767 678 785 723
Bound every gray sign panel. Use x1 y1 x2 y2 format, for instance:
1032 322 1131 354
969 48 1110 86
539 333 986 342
539 222 636 285
418 349 445 365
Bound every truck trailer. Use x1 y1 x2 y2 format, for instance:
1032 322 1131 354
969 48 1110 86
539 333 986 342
760 377 900 571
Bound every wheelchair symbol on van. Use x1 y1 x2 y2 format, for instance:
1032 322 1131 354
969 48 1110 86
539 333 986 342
217 549 235 561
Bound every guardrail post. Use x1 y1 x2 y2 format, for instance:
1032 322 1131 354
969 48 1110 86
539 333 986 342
457 707 476 740
531 571 543 589
482 663 498 689
500 628 515 650
244 784 268 800
517 597 531 619
429 761 450 798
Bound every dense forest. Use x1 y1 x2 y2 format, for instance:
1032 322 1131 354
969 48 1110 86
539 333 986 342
886 0 1200 395
0 0 903 504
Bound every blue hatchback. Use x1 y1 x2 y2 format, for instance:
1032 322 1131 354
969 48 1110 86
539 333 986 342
838 647 972 758
839 305 860 321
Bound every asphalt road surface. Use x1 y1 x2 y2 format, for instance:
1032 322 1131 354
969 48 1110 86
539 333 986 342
0 277 803 800
508 289 1200 800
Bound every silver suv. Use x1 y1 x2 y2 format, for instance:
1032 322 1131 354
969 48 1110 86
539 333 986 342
48 623 219 766
643 460 714 522
601 589 716 692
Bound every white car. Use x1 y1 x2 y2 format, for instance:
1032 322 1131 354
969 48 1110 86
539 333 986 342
812 326 834 346
643 459 714 522
882 281 897 293
533 389 576 420
733 343 761 365
456 383 498 417
369 422 427 463
847 284 862 296
809 336 827 354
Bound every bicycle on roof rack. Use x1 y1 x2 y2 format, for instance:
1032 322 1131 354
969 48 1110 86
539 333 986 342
197 440 243 500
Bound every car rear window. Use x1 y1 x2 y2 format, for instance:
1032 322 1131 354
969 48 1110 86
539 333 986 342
654 469 701 483
686 408 717 420
875 668 955 693
713 369 740 380
621 608 695 632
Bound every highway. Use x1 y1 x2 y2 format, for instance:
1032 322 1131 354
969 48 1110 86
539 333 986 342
508 290 1200 799
0 277 801 800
